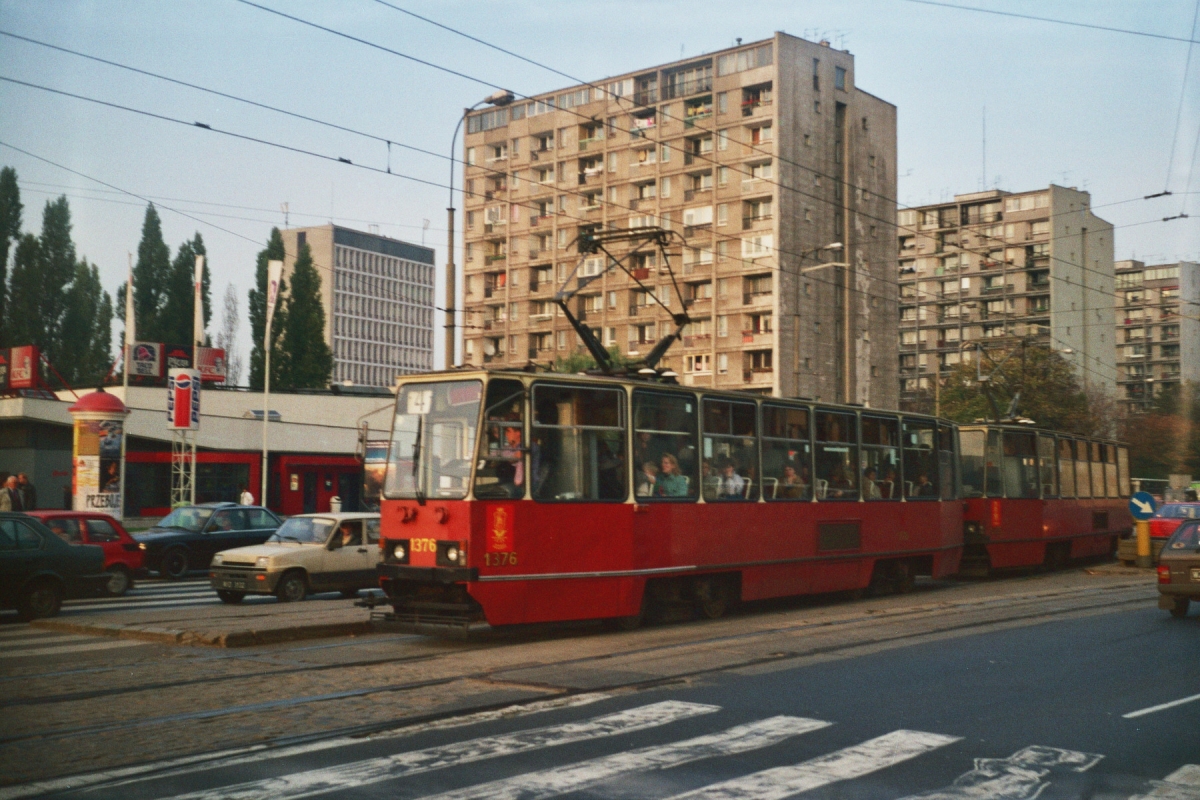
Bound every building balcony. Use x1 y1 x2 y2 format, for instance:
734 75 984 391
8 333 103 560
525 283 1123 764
980 284 1013 294
741 99 772 117
684 188 712 202
529 214 551 227
577 137 603 151
682 333 712 348
741 330 773 346
485 253 507 264
741 368 774 384
742 215 772 230
743 291 773 306
684 223 712 238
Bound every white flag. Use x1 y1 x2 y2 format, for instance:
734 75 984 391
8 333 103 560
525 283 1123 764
193 254 205 347
124 253 135 372
265 259 283 334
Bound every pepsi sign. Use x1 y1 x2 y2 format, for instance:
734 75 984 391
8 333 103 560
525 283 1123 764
167 369 201 431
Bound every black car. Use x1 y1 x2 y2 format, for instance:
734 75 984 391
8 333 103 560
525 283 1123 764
135 503 283 579
1 512 109 620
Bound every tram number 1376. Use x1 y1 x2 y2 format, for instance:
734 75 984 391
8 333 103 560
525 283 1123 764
410 538 437 553
485 552 519 567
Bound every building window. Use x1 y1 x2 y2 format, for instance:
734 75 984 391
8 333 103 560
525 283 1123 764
717 92 727 114
835 67 846 90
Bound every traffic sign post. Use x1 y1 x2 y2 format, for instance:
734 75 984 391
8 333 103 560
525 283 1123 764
1129 491 1157 568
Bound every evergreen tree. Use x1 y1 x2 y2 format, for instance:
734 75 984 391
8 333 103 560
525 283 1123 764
59 260 114 387
0 167 22 345
5 234 40 347
37 197 76 365
247 228 287 391
161 238 197 344
133 204 171 342
278 242 331 390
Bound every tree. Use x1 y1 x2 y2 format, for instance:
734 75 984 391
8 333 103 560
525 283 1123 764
0 166 22 344
278 242 332 390
133 204 171 343
36 197 77 365
550 346 632 373
247 228 287 391
59 260 113 387
5 234 41 347
159 234 211 345
937 342 1093 434
215 283 243 386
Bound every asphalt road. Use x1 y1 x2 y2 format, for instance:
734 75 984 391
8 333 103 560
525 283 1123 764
5 582 1198 799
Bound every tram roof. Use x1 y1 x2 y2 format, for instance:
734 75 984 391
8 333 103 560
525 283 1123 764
957 421 1124 446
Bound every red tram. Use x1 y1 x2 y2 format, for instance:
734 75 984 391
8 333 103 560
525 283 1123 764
958 425 1132 574
373 370 965 633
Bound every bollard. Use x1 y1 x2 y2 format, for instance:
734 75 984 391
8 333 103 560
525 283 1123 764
1135 519 1152 568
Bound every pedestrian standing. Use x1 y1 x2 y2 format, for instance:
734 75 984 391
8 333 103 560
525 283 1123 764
1 476 23 511
17 473 37 510
239 486 254 505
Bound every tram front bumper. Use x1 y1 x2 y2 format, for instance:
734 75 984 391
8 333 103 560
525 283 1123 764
368 564 485 636
376 563 478 584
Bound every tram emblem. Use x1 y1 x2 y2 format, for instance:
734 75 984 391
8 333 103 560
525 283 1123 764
488 505 513 552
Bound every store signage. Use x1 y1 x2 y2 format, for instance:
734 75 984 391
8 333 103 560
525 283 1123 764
164 344 194 373
9 345 38 389
167 369 201 431
195 346 227 383
128 342 163 377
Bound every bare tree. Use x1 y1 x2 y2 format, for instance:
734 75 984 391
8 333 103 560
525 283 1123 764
216 283 243 386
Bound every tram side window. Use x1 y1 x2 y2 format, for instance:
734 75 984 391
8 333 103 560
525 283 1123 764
1037 434 1057 498
938 425 956 500
1058 438 1076 498
1089 441 1105 498
960 429 985 498
531 385 626 502
1075 440 1091 499
1002 431 1039 498
860 416 899 500
762 405 811 500
701 399 759 501
903 420 938 499
475 379 526 499
985 430 1003 497
814 411 857 500
1104 444 1119 498
1117 446 1131 497
633 391 698 500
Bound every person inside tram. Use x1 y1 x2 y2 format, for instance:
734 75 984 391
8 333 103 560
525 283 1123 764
715 459 746 499
863 467 883 500
636 461 658 497
826 463 855 498
655 453 689 497
778 462 807 499
634 431 661 470
490 460 520 499
596 437 625 499
915 472 938 496
881 466 898 499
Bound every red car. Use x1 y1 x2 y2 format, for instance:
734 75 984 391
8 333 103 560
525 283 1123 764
25 511 145 596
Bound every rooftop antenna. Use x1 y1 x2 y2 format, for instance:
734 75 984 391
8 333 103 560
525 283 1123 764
421 219 431 246
280 202 289 228
736 37 742 45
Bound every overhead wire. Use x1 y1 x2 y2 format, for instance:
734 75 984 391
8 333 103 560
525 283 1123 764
1163 0 1200 194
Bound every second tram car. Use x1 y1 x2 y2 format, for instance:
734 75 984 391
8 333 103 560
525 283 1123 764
373 370 965 633
958 425 1132 574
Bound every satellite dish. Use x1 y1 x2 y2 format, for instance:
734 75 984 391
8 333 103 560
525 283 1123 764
483 341 496 356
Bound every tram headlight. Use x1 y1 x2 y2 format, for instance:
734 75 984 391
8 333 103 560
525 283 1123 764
446 546 459 563
393 543 407 561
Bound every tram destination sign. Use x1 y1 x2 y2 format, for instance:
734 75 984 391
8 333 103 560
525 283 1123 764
1129 491 1157 521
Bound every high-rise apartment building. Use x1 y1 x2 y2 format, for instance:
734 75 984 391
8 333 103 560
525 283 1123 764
280 225 435 388
1114 259 1200 411
896 186 1116 407
460 32 898 406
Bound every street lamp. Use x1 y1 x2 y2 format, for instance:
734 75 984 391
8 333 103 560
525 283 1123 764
793 242 847 399
446 90 516 370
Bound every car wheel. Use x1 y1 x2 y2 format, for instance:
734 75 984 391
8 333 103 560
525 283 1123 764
18 581 63 621
276 571 307 603
105 565 133 597
1169 597 1190 618
340 588 360 599
160 548 190 580
217 590 245 604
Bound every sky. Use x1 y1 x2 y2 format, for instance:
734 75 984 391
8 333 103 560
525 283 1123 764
1 0 1198 378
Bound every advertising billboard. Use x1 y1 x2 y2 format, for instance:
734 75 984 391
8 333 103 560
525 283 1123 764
195 346 227 383
73 417 123 514
164 344 194 373
127 342 164 378
9 345 38 389
0 350 9 393
166 369 201 431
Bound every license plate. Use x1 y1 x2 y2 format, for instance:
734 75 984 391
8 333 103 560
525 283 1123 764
219 580 245 590
1190 568 1200 582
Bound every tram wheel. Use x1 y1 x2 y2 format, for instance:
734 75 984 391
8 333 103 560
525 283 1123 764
1043 542 1070 571
893 560 915 594
694 577 731 620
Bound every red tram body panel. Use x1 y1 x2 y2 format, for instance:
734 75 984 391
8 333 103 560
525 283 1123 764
374 370 967 632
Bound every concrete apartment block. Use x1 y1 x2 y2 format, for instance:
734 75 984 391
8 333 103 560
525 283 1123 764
460 32 898 406
897 185 1116 407
280 225 435 388
1114 259 1200 411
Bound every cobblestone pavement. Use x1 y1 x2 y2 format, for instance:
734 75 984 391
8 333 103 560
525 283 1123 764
0 566 1158 788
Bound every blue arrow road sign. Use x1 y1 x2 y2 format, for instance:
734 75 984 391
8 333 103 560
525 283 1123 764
1129 491 1157 521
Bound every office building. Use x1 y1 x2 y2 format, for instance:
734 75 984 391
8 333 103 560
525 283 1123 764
1114 259 1200 411
897 186 1116 406
280 225 435 388
460 32 898 405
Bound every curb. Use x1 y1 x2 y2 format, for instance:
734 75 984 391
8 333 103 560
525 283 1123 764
30 618 376 648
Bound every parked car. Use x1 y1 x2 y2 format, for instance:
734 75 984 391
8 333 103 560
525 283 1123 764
136 503 282 579
1157 520 1200 617
0 512 109 620
26 511 145 596
209 513 381 603
1119 502 1200 565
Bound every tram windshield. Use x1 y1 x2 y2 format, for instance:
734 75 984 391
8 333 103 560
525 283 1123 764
385 380 482 500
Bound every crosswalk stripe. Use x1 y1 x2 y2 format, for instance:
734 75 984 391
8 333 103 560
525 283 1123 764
418 716 832 800
894 744 1101 800
66 594 215 607
0 628 60 640
164 700 723 800
1133 765 1200 800
0 638 150 660
0 693 614 800
667 729 960 800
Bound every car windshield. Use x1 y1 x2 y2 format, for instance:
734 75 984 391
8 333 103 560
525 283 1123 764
268 517 336 544
1165 522 1200 551
1155 504 1200 519
385 380 482 500
157 507 214 532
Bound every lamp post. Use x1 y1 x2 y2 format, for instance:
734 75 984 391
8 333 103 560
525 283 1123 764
446 90 515 370
793 243 843 399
